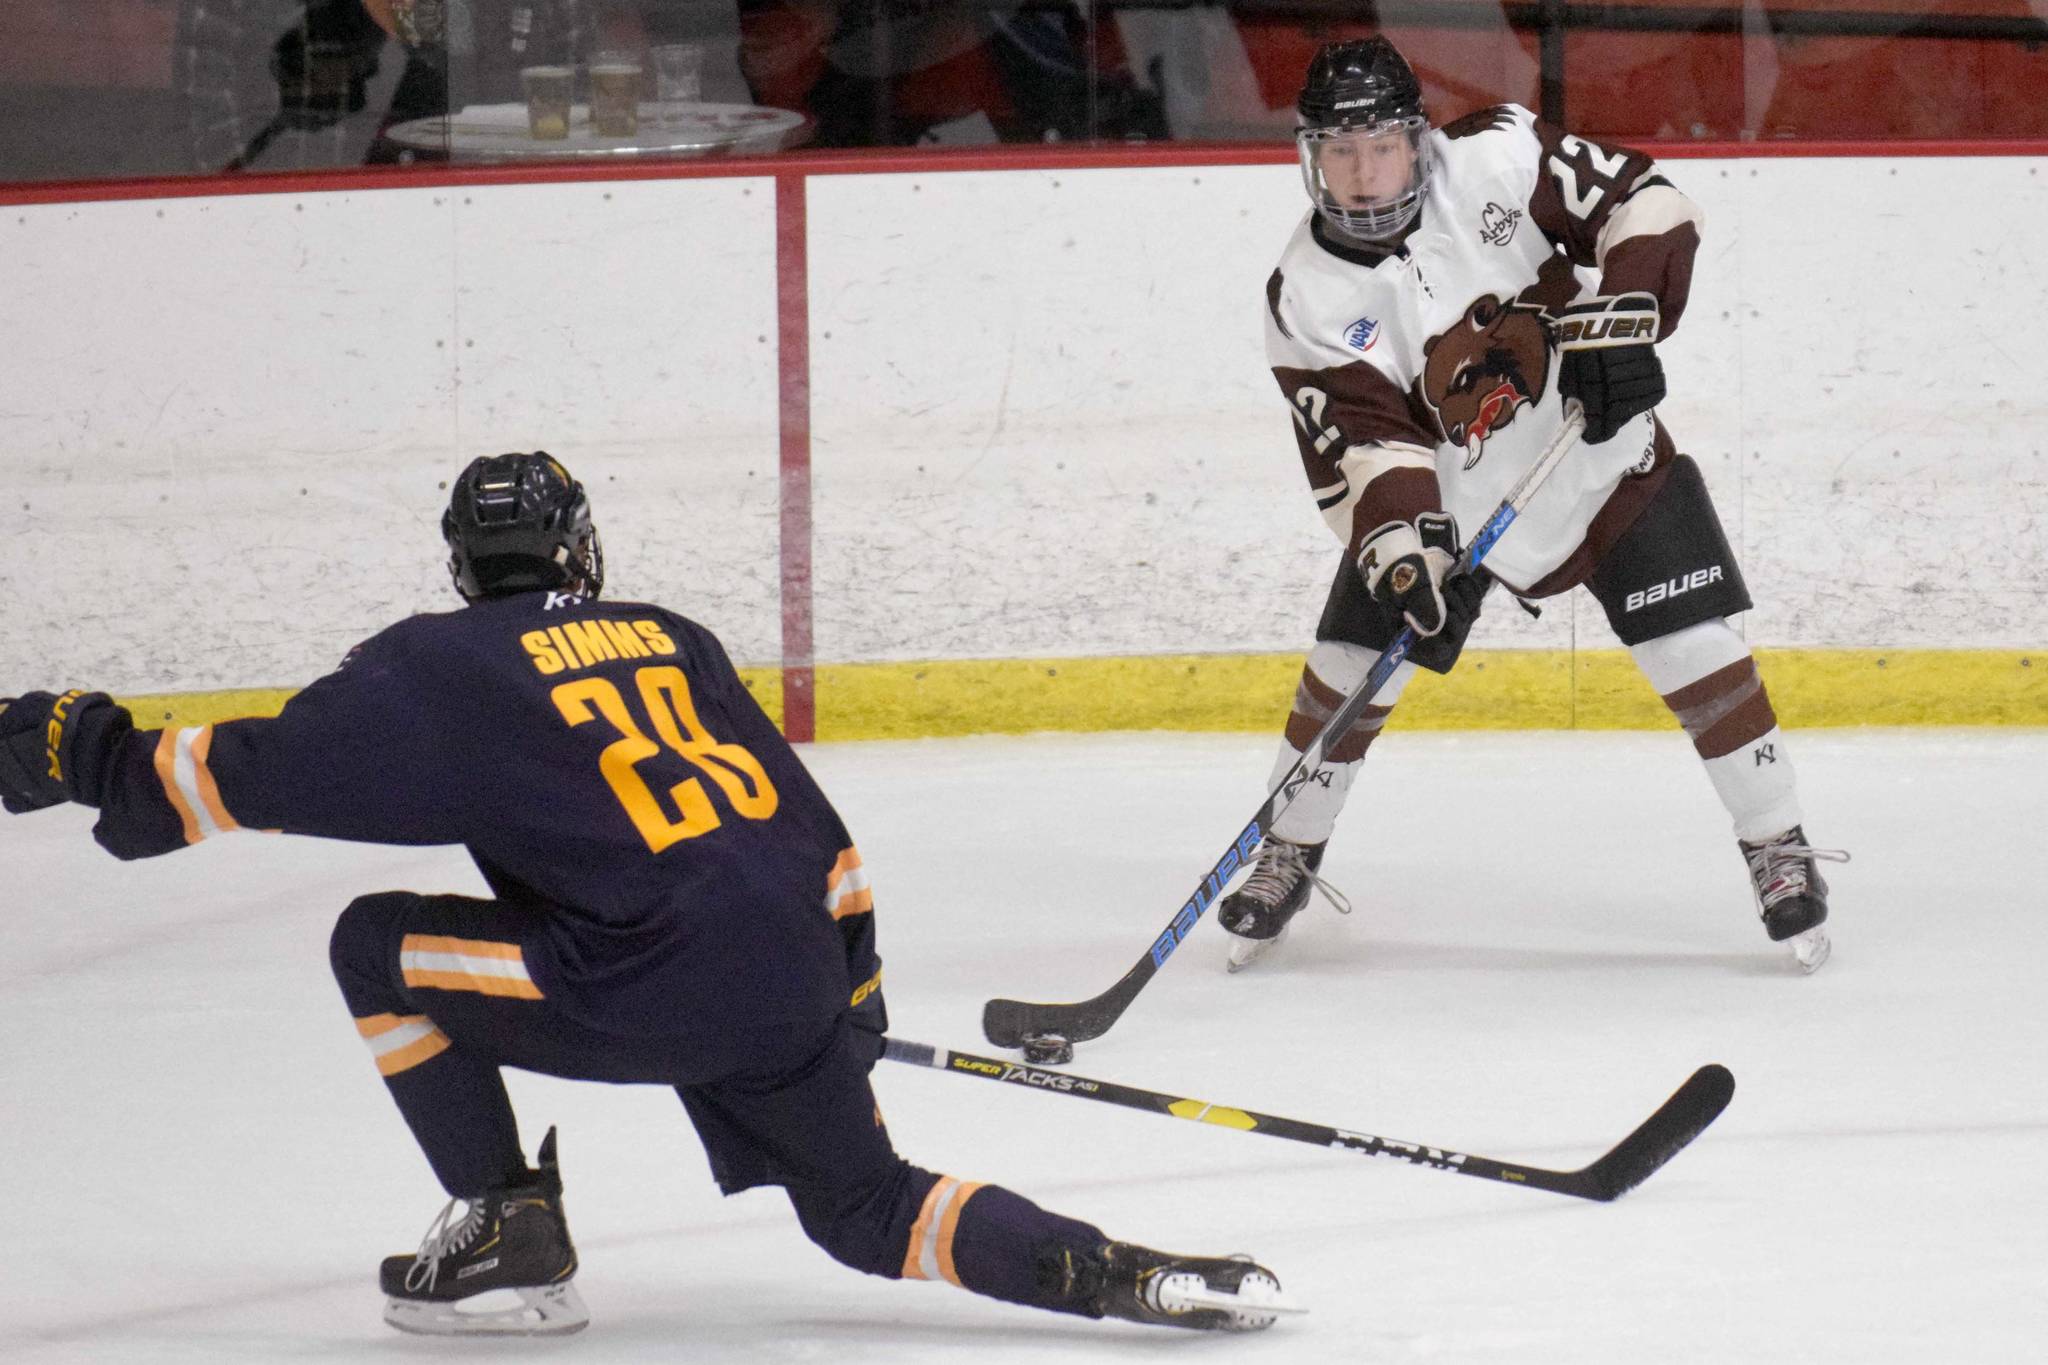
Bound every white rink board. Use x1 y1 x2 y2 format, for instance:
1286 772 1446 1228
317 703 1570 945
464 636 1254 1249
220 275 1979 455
805 164 1329 663
4 154 2045 695
2 178 783 692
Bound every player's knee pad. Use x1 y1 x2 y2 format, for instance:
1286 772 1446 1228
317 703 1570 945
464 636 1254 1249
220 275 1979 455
327 891 421 1013
788 1159 935 1279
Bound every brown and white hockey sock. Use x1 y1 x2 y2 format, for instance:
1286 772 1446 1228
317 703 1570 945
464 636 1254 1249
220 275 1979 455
1265 640 1416 845
1631 619 1802 842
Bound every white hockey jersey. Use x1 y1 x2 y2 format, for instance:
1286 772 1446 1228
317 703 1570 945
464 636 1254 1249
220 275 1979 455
1264 104 1705 597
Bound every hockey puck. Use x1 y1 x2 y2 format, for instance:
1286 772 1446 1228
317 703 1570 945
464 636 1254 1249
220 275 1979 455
1021 1033 1074 1066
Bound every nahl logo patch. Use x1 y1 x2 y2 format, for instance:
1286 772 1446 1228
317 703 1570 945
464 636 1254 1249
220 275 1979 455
1345 315 1380 351
1625 566 1723 613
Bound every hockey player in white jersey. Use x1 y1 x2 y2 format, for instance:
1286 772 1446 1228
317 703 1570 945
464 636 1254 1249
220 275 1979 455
1220 37 1844 972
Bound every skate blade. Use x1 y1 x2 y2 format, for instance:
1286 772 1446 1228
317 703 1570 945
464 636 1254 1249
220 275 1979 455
1157 1271 1306 1330
1789 926 1831 974
383 1281 590 1337
1225 926 1287 974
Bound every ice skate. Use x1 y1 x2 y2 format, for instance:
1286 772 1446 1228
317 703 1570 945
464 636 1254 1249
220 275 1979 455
1740 825 1848 974
1048 1241 1303 1331
380 1127 588 1337
1217 838 1348 971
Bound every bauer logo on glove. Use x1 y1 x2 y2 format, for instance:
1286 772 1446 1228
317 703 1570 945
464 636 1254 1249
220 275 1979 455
1553 299 1659 348
1553 293 1666 445
0 689 125 815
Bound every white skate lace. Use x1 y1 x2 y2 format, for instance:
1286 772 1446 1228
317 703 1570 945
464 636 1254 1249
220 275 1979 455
1742 834 1850 912
403 1196 490 1294
1241 841 1352 917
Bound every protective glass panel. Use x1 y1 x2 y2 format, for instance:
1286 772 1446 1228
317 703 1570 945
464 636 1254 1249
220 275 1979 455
0 4 2045 184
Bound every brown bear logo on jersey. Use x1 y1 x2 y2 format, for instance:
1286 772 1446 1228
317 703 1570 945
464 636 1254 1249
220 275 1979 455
1421 294 1552 469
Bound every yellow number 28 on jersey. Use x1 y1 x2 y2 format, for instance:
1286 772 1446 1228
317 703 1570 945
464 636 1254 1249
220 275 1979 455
551 665 780 853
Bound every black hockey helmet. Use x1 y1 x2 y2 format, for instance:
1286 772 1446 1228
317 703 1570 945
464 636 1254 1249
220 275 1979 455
442 452 605 602
1297 36 1426 130
1295 37 1434 241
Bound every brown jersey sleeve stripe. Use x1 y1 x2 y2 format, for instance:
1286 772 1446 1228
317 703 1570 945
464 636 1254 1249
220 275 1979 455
1598 222 1702 337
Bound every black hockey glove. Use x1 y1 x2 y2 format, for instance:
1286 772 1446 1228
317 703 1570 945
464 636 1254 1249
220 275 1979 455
1358 511 1490 638
1554 293 1665 445
0 690 126 814
849 983 888 1072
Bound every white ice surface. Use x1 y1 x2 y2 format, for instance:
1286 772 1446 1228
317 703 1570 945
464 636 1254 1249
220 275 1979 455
3 729 2044 1363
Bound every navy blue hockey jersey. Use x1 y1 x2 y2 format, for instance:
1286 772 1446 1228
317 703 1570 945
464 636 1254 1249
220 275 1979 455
88 592 880 1041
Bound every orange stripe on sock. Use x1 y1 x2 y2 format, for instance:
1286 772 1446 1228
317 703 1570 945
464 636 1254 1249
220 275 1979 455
933 1181 985 1288
352 1014 453 1076
376 1029 452 1076
899 1176 953 1281
152 729 201 845
400 968 544 999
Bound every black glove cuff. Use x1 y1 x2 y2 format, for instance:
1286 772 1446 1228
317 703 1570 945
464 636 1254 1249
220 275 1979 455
1 690 129 811
57 692 131 808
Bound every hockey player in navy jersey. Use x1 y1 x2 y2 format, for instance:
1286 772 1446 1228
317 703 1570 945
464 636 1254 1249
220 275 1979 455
0 452 1286 1338
1221 38 1845 972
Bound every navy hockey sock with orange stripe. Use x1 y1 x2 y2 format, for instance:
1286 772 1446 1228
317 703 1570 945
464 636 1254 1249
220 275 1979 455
947 1185 1108 1314
331 893 525 1195
374 1043 526 1196
891 1171 1106 1314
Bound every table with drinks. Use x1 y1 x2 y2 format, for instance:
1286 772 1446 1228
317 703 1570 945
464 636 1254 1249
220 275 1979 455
383 44 809 160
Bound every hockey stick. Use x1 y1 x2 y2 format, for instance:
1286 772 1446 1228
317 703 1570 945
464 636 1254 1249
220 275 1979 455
884 1037 1731 1203
223 112 290 173
982 403 1589 1049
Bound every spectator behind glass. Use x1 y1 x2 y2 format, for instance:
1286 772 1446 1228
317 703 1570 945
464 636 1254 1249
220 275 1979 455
175 0 396 173
357 1 593 160
736 0 1164 146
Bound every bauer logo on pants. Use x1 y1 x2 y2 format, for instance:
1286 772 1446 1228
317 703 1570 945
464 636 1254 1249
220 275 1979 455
1625 566 1723 612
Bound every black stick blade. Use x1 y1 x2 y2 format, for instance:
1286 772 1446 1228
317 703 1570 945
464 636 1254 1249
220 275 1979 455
1574 1063 1735 1201
981 992 1121 1048
981 998 1037 1048
982 961 1153 1048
